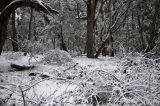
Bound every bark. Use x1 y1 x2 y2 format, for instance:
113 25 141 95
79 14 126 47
33 12 38 41
0 16 8 55
28 7 33 40
137 8 145 50
86 0 97 58
33 29 37 41
43 14 50 25
145 0 160 52
95 0 114 58
0 0 58 55
0 0 11 11
10 63 35 71
0 0 11 54
11 10 19 51
58 25 68 52
95 34 110 58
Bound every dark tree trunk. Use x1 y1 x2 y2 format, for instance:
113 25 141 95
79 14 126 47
137 8 146 51
0 0 11 54
11 10 19 51
95 34 113 58
0 16 8 55
0 0 11 11
86 0 97 58
59 35 68 52
28 7 33 40
33 12 38 41
58 25 68 52
145 0 160 52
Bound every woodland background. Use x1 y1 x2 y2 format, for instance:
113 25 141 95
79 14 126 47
0 0 160 58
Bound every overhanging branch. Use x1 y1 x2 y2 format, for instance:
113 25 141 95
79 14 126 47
0 0 58 55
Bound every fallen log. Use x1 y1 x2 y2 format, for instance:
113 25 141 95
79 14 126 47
10 63 35 71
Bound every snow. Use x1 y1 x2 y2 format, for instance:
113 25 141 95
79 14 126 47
0 52 160 106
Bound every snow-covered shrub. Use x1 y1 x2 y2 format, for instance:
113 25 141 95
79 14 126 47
0 56 11 72
2 52 24 60
21 40 49 54
112 55 160 106
42 49 73 65
73 54 160 106
114 42 127 58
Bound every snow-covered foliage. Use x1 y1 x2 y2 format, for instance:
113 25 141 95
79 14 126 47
112 54 160 106
42 49 73 65
21 40 48 54
0 52 160 106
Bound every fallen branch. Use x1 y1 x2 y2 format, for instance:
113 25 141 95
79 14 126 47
19 86 26 106
10 63 35 71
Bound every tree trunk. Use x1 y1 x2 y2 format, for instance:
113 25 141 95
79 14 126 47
86 0 96 58
95 0 114 58
0 0 11 55
59 25 68 52
28 7 33 40
52 37 56 49
95 40 106 58
0 16 8 55
137 9 145 51
33 12 38 41
145 0 160 52
11 10 19 51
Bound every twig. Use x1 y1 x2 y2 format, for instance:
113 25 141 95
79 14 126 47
19 86 26 106
148 72 152 93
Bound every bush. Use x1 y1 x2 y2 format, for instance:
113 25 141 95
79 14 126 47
21 40 49 54
42 49 73 65
2 52 23 60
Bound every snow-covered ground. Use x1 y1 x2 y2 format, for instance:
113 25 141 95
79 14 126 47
0 51 160 106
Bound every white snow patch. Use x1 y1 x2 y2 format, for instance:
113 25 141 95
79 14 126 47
1 52 159 106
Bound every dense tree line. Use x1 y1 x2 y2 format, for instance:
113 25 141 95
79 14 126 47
0 0 160 58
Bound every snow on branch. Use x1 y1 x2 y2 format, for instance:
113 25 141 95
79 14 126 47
1 0 58 16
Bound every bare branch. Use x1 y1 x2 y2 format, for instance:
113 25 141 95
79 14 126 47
82 0 87 5
111 0 132 33
19 86 26 106
94 0 105 22
1 0 58 16
0 0 58 55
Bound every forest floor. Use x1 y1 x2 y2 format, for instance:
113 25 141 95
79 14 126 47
0 51 160 106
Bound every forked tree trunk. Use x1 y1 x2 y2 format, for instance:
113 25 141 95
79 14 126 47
95 0 114 58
